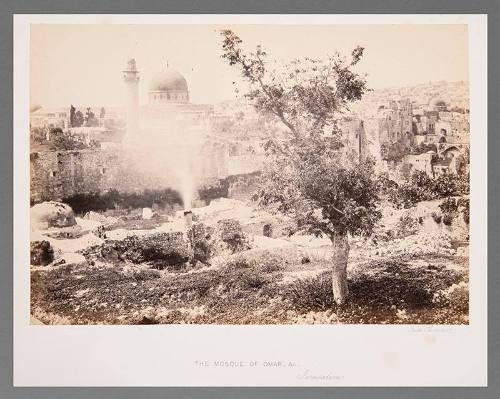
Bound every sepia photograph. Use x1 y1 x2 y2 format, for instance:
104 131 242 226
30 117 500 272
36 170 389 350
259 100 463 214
28 23 471 326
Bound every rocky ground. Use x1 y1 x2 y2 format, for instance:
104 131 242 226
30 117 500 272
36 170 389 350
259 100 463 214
30 198 469 325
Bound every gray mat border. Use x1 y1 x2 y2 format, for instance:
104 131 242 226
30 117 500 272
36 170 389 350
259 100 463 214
1 1 498 398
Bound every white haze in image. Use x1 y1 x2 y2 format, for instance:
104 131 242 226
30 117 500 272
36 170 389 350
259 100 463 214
124 111 205 210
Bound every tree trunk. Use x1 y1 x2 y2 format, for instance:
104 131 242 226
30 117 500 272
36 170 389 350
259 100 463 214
330 233 350 305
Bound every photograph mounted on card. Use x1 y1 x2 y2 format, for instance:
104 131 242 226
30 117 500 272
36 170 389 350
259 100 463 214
13 14 487 387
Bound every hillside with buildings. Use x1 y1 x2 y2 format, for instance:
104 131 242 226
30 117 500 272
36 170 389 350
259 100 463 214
347 80 470 182
29 66 470 325
29 78 470 202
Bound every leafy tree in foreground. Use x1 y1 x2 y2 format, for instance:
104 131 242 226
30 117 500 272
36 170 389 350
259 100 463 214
220 29 382 304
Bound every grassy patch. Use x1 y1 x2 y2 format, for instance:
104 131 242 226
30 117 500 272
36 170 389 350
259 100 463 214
280 255 468 324
31 252 468 325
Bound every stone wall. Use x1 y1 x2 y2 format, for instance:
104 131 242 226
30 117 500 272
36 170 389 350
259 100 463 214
30 147 265 203
30 150 122 203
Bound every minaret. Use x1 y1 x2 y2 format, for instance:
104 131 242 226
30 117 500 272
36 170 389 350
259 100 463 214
123 58 139 147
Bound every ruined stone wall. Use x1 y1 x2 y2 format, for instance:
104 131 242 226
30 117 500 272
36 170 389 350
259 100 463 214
30 150 122 202
30 147 266 203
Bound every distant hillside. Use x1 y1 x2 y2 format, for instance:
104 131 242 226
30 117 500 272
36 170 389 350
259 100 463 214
350 81 469 118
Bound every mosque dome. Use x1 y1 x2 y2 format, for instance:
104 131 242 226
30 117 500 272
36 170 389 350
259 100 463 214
149 67 188 92
148 66 189 103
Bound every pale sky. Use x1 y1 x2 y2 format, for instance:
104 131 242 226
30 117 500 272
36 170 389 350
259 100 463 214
30 24 469 108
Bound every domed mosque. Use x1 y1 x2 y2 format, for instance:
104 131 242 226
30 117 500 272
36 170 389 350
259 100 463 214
121 58 233 201
122 59 214 145
148 65 190 104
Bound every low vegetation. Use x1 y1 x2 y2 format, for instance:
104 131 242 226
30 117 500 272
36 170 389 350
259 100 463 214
60 188 183 215
387 171 469 209
31 243 468 325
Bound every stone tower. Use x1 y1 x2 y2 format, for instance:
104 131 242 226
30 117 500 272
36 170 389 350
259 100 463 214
123 58 139 147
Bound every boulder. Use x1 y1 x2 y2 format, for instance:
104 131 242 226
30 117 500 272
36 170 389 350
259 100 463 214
30 240 54 266
31 201 76 231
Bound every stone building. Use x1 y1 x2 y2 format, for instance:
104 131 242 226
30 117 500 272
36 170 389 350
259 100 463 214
338 118 368 162
402 151 435 177
379 98 415 151
378 95 469 177
30 107 70 130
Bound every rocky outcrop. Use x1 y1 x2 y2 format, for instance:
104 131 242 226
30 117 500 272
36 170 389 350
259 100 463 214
31 201 76 230
82 232 191 269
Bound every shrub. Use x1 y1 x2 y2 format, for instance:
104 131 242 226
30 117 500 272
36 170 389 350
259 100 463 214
224 250 286 273
133 268 161 281
442 213 454 226
215 218 250 253
410 143 437 155
457 171 470 195
62 188 182 215
388 171 435 209
388 171 468 209
137 233 190 266
395 214 419 237
218 262 272 293
432 174 460 198
387 184 422 209
284 272 334 312
447 283 469 313
377 172 398 193
239 270 268 290
381 142 411 163
198 181 229 202
458 198 470 224
431 212 442 224
252 250 287 273
30 240 54 266
439 197 459 214
224 254 252 270
187 223 214 265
